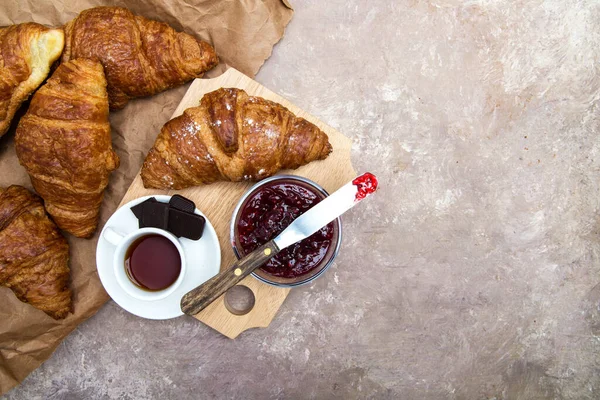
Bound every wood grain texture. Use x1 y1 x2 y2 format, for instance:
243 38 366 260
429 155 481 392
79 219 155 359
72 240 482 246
181 241 279 316
118 68 355 338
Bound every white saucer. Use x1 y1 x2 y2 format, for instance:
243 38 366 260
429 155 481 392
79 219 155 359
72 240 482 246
96 195 220 320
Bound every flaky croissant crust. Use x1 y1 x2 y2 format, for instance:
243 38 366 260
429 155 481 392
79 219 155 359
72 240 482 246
0 23 64 136
15 58 119 238
141 88 332 189
62 6 218 109
0 186 72 320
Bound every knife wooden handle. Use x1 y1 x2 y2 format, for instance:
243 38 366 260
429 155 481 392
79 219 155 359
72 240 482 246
180 240 280 316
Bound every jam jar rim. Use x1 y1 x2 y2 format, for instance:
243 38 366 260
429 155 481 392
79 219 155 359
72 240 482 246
230 174 342 288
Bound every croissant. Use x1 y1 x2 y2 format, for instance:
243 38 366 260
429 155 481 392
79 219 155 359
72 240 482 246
0 185 72 319
62 6 219 110
15 58 119 238
141 88 332 189
0 23 64 137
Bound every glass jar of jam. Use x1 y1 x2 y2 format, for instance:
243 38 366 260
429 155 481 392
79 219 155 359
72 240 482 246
230 175 342 287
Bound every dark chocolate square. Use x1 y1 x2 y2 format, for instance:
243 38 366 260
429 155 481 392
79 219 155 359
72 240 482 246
168 209 205 240
129 195 205 240
140 202 170 229
130 197 157 220
169 194 195 213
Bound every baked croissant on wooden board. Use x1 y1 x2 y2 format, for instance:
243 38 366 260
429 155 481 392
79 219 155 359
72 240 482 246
141 88 333 189
0 23 64 137
15 58 119 238
0 185 72 320
62 6 219 110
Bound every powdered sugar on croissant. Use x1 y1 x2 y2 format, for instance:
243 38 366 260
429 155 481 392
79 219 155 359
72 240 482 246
141 88 332 189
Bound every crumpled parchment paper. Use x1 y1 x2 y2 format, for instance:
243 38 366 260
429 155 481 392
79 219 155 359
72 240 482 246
0 0 293 393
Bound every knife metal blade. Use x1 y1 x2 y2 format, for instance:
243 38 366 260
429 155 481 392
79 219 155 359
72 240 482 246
275 180 360 250
276 172 378 250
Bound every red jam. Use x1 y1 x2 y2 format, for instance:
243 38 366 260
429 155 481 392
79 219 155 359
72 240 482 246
237 182 334 278
353 172 378 201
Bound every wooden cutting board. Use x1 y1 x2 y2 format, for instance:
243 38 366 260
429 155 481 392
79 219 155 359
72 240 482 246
118 68 355 338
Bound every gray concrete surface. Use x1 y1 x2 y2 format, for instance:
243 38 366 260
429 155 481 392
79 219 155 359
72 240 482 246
4 0 600 398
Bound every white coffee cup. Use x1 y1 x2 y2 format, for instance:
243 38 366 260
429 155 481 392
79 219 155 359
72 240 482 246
103 227 186 301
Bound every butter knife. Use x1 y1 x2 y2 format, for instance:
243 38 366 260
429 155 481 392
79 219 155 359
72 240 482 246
180 172 378 316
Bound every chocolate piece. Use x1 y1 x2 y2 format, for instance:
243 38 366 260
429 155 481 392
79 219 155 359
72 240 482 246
129 195 205 240
131 197 157 219
168 209 205 240
140 201 170 229
169 195 195 213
